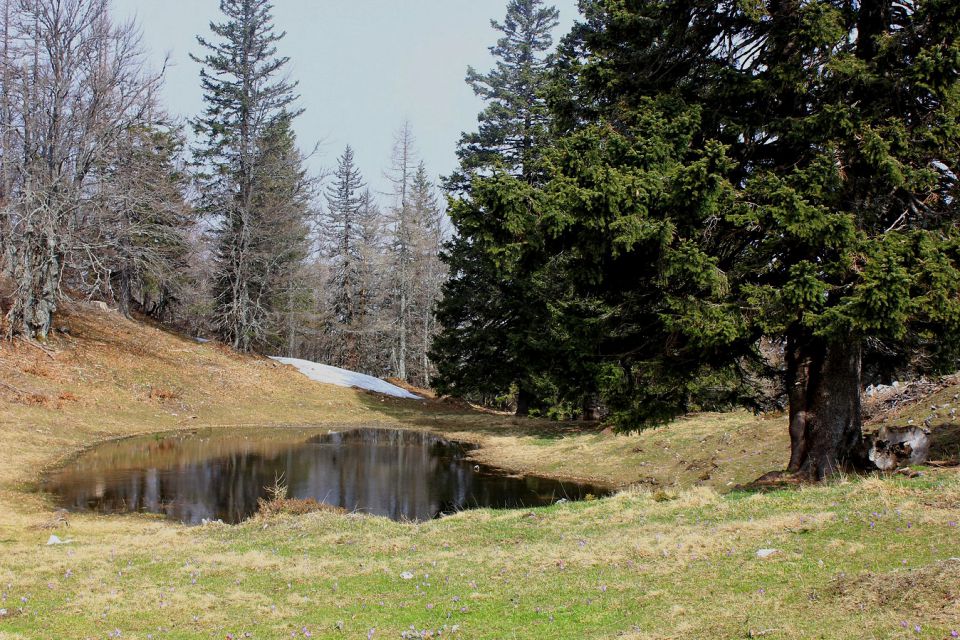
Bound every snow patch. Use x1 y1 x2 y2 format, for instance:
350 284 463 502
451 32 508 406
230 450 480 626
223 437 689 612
271 357 421 400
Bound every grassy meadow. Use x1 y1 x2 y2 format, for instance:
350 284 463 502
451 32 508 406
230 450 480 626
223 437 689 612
0 307 958 639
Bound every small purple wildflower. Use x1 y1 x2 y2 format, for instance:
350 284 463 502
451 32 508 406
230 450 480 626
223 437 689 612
914 625 922 633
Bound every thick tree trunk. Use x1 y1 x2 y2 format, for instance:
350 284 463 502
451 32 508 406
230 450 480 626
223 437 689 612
787 338 866 480
582 393 602 422
786 333 811 471
516 386 533 417
116 268 132 318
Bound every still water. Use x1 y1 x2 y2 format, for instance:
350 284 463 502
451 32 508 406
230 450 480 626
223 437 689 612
44 427 609 524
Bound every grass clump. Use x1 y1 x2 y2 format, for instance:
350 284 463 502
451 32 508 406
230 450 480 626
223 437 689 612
255 496 347 518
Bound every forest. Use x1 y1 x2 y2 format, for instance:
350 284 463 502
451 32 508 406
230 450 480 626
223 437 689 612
1 0 958 480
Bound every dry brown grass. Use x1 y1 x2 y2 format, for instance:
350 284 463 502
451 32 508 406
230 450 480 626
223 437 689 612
1 303 793 502
831 559 960 624
255 497 348 518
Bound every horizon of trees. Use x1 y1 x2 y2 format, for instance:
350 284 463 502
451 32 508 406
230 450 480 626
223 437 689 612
0 0 957 480
0 0 448 384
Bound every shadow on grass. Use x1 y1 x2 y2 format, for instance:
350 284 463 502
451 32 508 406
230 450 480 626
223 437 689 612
929 422 960 465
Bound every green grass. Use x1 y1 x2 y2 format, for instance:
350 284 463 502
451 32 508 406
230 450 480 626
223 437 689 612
1 309 959 639
2 474 959 639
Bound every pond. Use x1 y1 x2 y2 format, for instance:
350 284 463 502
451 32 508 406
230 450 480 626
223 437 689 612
43 427 611 524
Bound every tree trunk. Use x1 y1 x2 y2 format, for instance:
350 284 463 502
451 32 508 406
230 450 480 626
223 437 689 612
516 385 533 417
116 268 132 318
787 337 866 480
398 289 407 380
582 393 602 422
785 332 811 471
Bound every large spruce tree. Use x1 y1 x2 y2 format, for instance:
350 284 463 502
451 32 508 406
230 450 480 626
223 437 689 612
432 0 561 414
544 0 960 477
192 0 305 352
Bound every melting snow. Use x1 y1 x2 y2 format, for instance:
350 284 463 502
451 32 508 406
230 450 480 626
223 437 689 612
271 357 421 400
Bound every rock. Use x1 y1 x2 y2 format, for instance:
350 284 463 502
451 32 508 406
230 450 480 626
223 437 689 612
756 549 779 559
46 534 71 545
400 571 414 580
868 425 931 471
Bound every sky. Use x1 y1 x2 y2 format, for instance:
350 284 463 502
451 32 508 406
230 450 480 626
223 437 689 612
111 0 581 196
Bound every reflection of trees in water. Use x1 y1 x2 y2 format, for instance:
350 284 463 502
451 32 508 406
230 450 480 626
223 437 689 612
47 429 608 524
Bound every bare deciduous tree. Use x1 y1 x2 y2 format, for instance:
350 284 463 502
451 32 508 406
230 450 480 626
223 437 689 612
0 0 166 338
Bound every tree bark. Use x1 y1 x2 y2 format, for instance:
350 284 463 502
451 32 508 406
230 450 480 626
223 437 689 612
582 392 602 422
786 337 866 480
515 385 533 417
785 332 811 471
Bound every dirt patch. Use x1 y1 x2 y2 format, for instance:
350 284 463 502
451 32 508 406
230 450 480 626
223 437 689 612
830 559 960 619
863 376 959 423
928 423 960 464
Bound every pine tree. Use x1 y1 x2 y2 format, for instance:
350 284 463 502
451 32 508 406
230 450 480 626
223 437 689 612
432 0 561 414
192 0 304 352
323 145 366 369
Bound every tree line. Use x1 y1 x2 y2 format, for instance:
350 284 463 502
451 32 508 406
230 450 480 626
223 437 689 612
0 0 446 385
1 0 957 477
432 0 960 478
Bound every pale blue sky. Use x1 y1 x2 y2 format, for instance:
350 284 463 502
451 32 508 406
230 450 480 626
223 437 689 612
112 0 579 195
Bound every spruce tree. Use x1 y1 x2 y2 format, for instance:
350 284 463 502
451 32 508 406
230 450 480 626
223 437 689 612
409 163 446 388
99 124 194 320
455 0 560 185
249 116 314 356
323 145 366 369
432 0 561 414
545 0 960 477
354 189 389 374
192 0 304 352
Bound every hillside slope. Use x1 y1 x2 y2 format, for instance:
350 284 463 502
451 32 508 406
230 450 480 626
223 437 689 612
0 305 796 499
0 307 958 639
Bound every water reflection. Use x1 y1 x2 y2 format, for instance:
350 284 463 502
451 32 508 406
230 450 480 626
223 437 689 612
44 427 609 524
